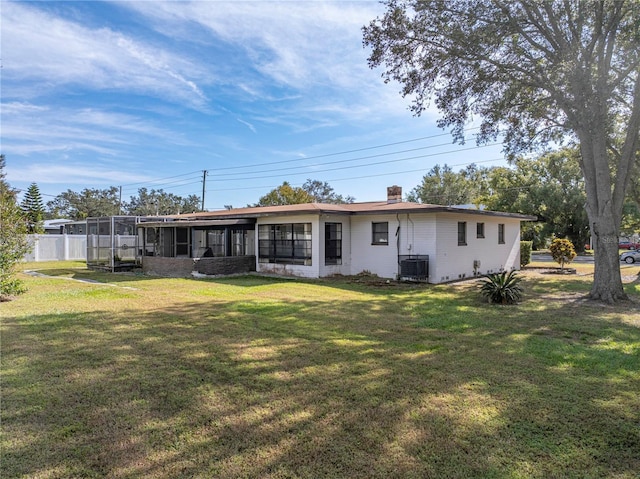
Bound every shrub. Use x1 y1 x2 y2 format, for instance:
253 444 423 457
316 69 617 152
549 238 576 271
520 241 533 267
480 271 523 304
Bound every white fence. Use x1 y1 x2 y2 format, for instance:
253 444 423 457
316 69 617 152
23 234 87 262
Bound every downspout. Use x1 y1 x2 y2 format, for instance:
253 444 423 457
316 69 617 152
407 213 414 254
396 213 401 279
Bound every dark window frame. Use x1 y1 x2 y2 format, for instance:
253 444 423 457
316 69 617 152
477 222 485 239
372 222 389 245
458 222 467 246
325 222 342 265
498 223 505 244
258 223 312 265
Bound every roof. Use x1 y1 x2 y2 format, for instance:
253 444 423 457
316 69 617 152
163 201 536 221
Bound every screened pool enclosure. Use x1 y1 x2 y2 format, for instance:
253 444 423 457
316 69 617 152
86 216 158 271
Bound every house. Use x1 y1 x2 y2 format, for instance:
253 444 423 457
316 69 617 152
43 218 75 234
134 186 535 283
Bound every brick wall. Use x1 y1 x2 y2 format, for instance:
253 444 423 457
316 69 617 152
142 256 256 277
142 257 195 277
195 256 256 275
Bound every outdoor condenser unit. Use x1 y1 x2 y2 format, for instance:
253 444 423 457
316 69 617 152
398 255 429 281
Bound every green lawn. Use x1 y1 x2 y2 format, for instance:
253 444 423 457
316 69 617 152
2 261 639 479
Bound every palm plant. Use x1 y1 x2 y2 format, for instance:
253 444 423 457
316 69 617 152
480 271 523 304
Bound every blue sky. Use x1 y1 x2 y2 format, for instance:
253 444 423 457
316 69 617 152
2 0 507 210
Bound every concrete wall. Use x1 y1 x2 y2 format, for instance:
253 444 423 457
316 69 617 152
318 214 351 277
349 214 402 278
432 213 521 283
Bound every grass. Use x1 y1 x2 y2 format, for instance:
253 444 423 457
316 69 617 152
2 261 639 479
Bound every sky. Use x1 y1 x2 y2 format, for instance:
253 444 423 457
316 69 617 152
1 0 508 211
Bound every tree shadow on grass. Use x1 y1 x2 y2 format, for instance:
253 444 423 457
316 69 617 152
2 284 639 478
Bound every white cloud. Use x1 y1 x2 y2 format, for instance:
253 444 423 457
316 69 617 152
237 118 257 133
1 102 184 154
1 2 210 108
7 162 150 186
124 1 380 90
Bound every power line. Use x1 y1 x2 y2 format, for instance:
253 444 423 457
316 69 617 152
207 157 507 194
207 140 460 179
206 143 501 182
208 128 482 172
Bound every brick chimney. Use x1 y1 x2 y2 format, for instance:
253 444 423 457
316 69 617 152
387 185 402 204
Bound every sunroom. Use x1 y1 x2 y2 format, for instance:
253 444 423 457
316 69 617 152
137 219 257 277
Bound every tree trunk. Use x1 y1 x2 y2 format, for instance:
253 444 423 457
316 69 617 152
574 132 629 302
589 213 627 303
579 128 628 303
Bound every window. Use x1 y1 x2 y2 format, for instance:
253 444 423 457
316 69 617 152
325 223 342 265
458 222 467 246
372 222 389 245
477 222 485 239
259 223 312 265
498 223 505 244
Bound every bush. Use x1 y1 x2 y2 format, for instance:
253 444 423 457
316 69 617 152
480 271 523 304
549 238 576 271
520 241 533 267
0 277 27 301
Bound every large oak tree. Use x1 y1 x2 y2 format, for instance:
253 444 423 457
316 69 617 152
363 0 639 302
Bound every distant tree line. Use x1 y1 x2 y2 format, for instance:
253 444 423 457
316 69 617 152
407 148 640 252
44 187 202 220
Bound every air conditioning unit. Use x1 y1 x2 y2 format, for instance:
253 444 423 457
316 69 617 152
399 255 429 281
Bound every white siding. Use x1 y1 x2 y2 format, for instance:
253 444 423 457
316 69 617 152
431 214 521 283
248 210 523 283
349 214 401 278
318 215 351 277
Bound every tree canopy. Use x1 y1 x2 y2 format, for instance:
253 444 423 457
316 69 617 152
47 187 121 220
408 150 590 251
406 164 486 206
364 0 640 302
46 187 202 219
0 155 31 299
126 188 201 216
253 180 354 206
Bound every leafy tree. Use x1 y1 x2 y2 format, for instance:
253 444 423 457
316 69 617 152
126 188 201 216
46 187 121 220
20 183 45 233
481 149 590 251
0 155 31 300
407 163 488 205
364 0 640 302
302 179 355 204
253 182 314 206
549 238 577 272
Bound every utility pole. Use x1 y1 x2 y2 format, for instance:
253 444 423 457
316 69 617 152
118 185 123 215
201 170 208 211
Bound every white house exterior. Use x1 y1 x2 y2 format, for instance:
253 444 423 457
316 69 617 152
135 187 534 283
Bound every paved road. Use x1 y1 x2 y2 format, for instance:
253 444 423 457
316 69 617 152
532 254 594 263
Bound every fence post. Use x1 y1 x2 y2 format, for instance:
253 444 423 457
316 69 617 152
34 235 40 262
64 234 70 260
